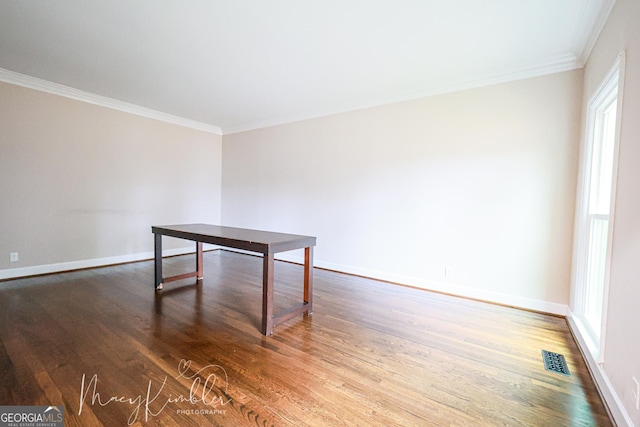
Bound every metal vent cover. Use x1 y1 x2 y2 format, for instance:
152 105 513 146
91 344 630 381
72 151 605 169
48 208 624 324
542 350 570 376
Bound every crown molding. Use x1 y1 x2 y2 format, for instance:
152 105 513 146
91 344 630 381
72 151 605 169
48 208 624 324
0 68 222 135
0 50 584 137
412 53 583 99
223 54 583 135
574 0 617 63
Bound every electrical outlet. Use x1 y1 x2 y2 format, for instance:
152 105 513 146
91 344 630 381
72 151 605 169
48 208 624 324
9 252 19 263
633 376 639 410
445 266 455 278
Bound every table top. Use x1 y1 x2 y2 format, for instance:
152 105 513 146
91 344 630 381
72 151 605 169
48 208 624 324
152 223 316 254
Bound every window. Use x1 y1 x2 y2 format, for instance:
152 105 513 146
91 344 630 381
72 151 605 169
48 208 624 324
572 52 624 362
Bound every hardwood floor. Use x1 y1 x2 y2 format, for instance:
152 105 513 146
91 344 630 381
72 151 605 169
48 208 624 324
0 250 611 426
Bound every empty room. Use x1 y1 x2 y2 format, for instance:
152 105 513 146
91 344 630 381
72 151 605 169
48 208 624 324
1 1 639 426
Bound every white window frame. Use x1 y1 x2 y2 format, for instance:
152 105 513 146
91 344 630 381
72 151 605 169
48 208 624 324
572 51 625 364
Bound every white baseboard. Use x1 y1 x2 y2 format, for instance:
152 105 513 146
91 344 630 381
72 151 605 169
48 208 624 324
1 247 567 317
567 312 635 427
224 249 568 316
311 258 567 316
0 247 200 281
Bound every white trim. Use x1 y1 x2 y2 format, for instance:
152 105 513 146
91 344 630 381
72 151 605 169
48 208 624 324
223 54 583 134
312 258 568 316
0 68 222 135
0 247 208 281
223 248 567 316
575 0 618 64
1 55 583 137
568 311 635 427
599 51 626 363
571 51 625 363
2 244 568 315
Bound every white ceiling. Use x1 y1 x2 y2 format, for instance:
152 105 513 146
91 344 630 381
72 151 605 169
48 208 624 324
0 1 615 134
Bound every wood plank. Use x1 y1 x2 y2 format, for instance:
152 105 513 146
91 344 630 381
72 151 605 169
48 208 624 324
0 251 612 426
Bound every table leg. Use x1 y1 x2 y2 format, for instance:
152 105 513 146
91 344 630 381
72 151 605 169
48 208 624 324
196 241 203 281
262 253 275 335
304 246 313 314
154 233 163 290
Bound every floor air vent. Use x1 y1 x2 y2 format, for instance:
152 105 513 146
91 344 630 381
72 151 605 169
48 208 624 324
542 350 570 376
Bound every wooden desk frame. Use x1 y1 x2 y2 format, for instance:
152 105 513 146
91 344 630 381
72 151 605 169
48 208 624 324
152 224 316 336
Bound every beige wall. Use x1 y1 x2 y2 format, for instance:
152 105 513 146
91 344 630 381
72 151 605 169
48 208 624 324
222 70 583 314
0 82 222 276
573 0 640 424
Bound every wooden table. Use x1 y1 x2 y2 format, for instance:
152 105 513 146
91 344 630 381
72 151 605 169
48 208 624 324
152 224 316 335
